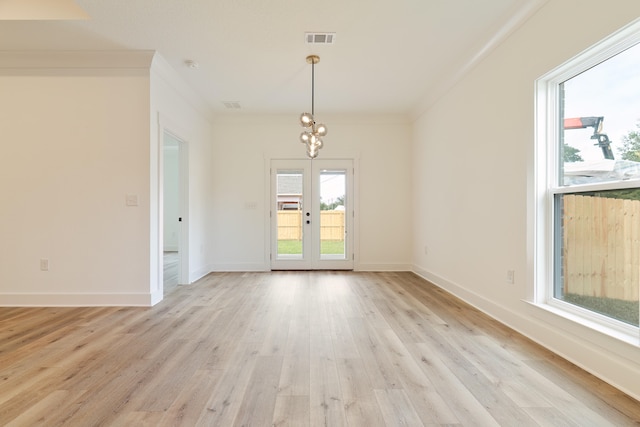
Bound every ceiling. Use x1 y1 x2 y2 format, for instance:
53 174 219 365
0 0 544 117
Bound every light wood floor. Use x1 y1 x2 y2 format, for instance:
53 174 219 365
163 251 179 295
1 272 639 426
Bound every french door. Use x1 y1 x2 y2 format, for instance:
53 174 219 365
271 159 353 270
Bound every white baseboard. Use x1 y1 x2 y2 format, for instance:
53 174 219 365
150 289 163 306
189 265 214 283
410 264 640 403
211 263 269 272
411 265 506 314
208 262 411 273
0 292 155 307
355 263 411 272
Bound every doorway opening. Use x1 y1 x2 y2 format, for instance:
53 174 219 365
162 131 187 295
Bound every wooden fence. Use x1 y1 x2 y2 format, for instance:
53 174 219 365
277 211 345 241
563 194 639 301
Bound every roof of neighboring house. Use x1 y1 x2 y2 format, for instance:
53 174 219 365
277 174 302 195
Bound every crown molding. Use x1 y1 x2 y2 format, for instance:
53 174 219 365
0 0 89 20
0 50 155 73
410 0 549 121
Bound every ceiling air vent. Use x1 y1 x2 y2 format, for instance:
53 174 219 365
223 101 241 110
305 32 336 45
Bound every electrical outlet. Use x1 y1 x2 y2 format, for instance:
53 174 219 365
424 245 428 255
40 259 49 271
506 270 515 284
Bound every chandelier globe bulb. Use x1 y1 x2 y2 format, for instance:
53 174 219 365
315 123 327 136
300 112 314 128
300 131 311 144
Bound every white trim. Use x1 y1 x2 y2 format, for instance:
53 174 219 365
0 293 156 307
211 263 269 272
411 0 549 119
264 155 272 270
214 113 409 126
529 300 639 348
412 265 516 316
538 18 640 86
150 112 162 302
352 156 361 270
357 263 412 272
0 50 155 73
211 263 411 273
150 289 163 306
190 265 213 283
412 264 640 402
553 178 640 194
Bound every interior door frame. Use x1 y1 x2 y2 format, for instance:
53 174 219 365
268 158 355 270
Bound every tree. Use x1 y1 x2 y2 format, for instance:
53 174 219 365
320 195 345 210
563 143 583 162
619 120 640 162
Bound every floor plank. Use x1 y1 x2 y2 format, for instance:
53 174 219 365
163 251 179 295
0 271 638 426
272 395 310 427
374 388 424 426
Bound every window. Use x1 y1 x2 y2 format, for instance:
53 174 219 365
535 19 640 340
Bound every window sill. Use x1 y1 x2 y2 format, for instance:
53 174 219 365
525 300 640 349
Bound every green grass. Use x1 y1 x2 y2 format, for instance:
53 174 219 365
277 240 302 254
278 240 345 255
320 240 345 254
562 293 639 326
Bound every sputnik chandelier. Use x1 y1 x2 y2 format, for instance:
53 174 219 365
299 55 327 159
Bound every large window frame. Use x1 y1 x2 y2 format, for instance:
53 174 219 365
533 19 640 344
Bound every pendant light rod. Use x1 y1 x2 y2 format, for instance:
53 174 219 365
299 55 325 159
306 55 319 115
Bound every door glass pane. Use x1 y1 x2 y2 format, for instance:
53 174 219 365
319 169 346 260
276 170 303 259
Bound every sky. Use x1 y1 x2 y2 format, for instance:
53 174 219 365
320 171 345 205
563 42 640 162
564 44 640 161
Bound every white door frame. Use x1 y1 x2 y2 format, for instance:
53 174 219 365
269 158 354 270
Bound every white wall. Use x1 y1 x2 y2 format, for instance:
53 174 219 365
0 60 153 305
0 51 213 306
411 0 640 400
211 114 412 271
